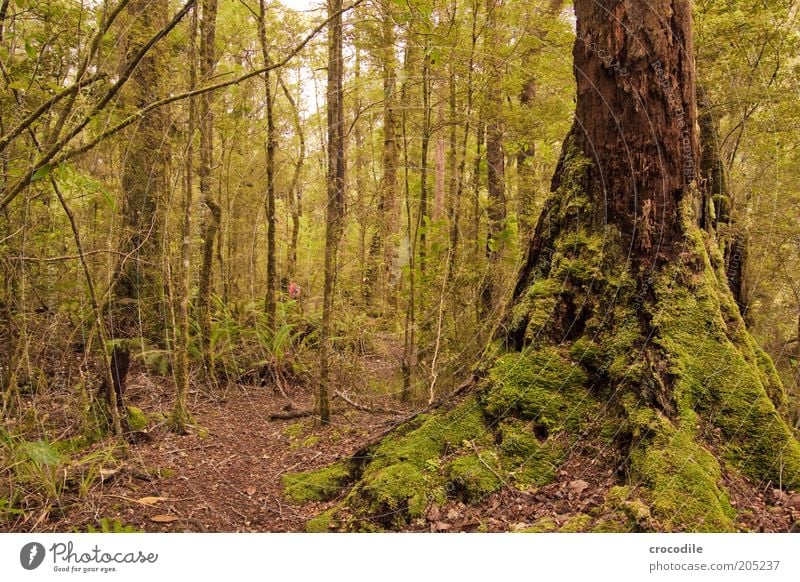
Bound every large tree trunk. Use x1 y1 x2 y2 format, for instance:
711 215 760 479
114 0 168 330
109 0 169 410
289 0 800 532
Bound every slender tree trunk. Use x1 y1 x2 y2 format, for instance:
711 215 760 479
352 46 369 300
317 0 345 425
196 0 219 378
447 0 479 286
471 120 484 258
258 0 277 330
434 125 445 220
280 75 305 280
479 0 506 320
364 3 398 305
400 41 416 401
517 0 564 240
170 4 198 433
698 85 748 318
516 69 536 239
418 39 431 274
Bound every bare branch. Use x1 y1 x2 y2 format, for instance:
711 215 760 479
0 0 196 212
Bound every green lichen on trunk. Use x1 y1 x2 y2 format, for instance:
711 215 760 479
285 140 800 532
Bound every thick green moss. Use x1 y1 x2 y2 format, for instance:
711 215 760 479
497 419 565 488
482 347 592 433
369 399 491 468
337 398 490 527
352 462 432 525
589 486 651 532
560 513 593 532
648 212 800 488
520 516 558 532
306 509 336 533
445 452 504 503
126 406 148 431
629 413 736 532
509 280 561 343
282 461 352 503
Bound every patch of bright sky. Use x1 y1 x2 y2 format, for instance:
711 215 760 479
279 0 324 13
276 0 326 117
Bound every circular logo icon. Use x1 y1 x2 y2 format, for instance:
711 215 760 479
20 542 46 570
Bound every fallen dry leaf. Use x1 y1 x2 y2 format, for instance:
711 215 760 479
99 468 120 481
426 505 441 522
150 514 179 523
568 479 589 496
137 496 168 506
244 486 256 496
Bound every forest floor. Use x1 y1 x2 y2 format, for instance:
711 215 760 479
40 375 797 533
6 333 799 533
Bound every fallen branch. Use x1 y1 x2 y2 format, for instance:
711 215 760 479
334 390 403 415
268 409 313 420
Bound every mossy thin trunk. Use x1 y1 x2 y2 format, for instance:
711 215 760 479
258 0 277 331
196 0 219 380
170 5 199 435
364 4 399 306
317 0 345 425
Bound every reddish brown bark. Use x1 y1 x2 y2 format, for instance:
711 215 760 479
571 0 700 260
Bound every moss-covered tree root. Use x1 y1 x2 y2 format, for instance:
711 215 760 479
283 142 800 532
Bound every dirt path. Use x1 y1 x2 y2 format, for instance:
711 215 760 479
64 383 404 532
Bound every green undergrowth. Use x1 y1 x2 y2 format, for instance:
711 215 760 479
283 139 800 532
1 430 123 525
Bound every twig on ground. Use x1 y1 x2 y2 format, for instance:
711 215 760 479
334 390 403 415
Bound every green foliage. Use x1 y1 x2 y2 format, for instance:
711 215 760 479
85 518 142 533
1 429 121 515
305 509 336 533
187 296 312 381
